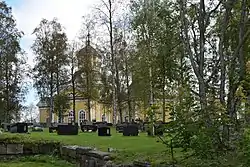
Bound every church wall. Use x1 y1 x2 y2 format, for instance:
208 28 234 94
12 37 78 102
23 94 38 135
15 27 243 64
38 99 111 124
39 108 49 123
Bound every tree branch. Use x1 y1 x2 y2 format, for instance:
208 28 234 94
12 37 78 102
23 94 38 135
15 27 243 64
205 1 222 28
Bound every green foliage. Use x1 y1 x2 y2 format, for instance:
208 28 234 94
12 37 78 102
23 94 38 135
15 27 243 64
0 1 28 123
0 155 74 167
0 134 61 145
53 92 71 116
32 18 69 99
5 129 173 164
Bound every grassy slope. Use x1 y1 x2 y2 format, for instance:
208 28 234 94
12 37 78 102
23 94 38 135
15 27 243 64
2 128 176 164
0 155 75 167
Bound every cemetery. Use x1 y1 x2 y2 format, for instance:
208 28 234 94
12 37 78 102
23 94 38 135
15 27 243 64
0 120 172 166
1 0 249 166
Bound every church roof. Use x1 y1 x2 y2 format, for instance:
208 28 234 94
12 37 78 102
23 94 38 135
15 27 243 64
76 45 101 59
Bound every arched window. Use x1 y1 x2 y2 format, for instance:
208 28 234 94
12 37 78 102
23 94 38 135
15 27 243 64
79 110 86 124
68 111 74 123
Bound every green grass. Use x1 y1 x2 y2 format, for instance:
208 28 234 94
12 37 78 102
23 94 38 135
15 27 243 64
2 128 177 164
0 155 74 167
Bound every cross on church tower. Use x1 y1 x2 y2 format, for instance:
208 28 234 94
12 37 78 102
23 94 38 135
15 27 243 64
86 31 90 46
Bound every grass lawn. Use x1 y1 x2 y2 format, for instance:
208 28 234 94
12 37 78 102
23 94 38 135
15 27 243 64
2 128 177 164
0 155 74 167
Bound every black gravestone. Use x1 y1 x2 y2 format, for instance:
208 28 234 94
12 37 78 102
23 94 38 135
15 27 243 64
106 123 113 127
98 126 111 136
123 124 139 136
32 124 43 132
147 123 164 136
81 121 97 132
81 124 97 132
116 123 127 133
49 123 58 133
10 123 28 133
57 124 79 135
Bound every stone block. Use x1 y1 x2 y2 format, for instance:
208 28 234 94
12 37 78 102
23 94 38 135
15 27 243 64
76 146 92 155
38 143 56 154
104 160 114 167
23 143 39 154
60 145 77 158
0 144 7 155
86 150 111 160
88 159 97 167
7 144 23 154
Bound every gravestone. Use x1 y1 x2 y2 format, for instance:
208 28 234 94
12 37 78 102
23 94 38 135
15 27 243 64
123 124 139 136
81 121 97 132
98 126 111 136
106 123 113 127
49 123 58 133
10 123 28 133
116 123 127 133
32 124 43 132
57 124 79 135
147 123 164 136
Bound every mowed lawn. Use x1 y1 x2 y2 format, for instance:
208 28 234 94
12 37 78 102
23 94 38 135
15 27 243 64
0 155 75 167
3 128 174 164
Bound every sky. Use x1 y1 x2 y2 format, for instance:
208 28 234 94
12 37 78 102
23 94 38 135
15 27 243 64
5 0 100 107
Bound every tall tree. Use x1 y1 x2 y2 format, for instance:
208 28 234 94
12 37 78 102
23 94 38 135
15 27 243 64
32 18 68 124
94 0 126 123
0 1 27 123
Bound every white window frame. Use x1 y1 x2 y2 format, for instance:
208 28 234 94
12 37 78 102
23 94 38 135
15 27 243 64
79 110 86 124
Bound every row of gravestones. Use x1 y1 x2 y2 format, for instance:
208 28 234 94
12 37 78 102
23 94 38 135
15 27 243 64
116 122 168 136
49 122 112 136
1 123 44 133
1 121 168 137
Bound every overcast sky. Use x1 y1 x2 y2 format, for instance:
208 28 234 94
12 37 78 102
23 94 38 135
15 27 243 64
6 0 101 106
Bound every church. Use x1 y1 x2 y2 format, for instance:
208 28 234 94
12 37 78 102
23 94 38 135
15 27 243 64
37 36 171 125
37 37 114 125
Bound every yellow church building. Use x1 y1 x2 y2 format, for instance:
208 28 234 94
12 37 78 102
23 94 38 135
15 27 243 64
37 36 171 125
37 37 114 125
37 95 113 125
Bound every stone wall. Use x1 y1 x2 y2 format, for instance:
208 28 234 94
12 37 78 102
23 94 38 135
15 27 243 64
60 145 151 167
0 142 60 155
0 141 151 167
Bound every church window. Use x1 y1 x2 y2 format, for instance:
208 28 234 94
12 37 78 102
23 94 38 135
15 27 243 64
79 110 86 123
68 110 74 123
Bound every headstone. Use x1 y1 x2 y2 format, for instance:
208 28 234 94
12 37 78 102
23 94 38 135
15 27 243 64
81 124 97 132
123 124 139 136
147 123 164 136
10 123 28 133
98 126 111 136
81 121 97 132
106 123 113 127
49 123 58 133
116 123 127 133
32 124 43 132
57 124 79 135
